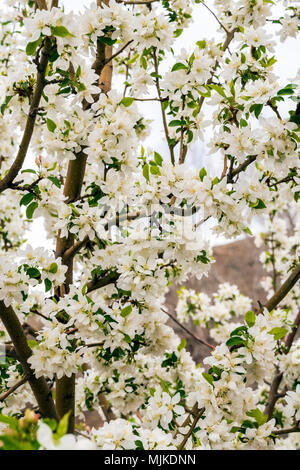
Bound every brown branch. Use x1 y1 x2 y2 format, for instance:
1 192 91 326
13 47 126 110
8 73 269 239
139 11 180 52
262 263 300 313
178 407 205 450
198 28 238 118
117 0 159 4
104 40 134 66
152 48 175 165
62 236 89 262
0 37 52 194
200 1 229 34
228 155 257 182
86 271 120 294
0 376 29 402
264 309 300 419
267 100 282 120
161 308 215 350
0 301 58 420
99 394 116 422
133 97 167 102
51 0 59 7
273 423 300 436
36 0 48 9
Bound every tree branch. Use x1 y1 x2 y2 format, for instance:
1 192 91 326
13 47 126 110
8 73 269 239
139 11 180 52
117 0 159 4
262 263 300 313
104 40 134 66
264 309 300 419
36 0 48 9
0 37 52 194
161 308 215 350
86 271 120 294
0 376 29 403
0 301 58 420
178 407 205 450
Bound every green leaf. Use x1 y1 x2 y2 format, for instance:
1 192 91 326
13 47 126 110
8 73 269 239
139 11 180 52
20 193 35 207
251 103 264 119
154 151 163 167
27 339 38 348
245 311 256 328
47 176 61 188
120 97 134 107
177 338 186 352
268 327 288 341
171 62 188 72
277 85 296 96
44 278 52 292
0 414 18 428
140 55 147 70
49 262 58 274
46 118 57 133
246 408 268 426
26 267 40 279
240 118 248 127
199 167 207 182
55 412 70 440
26 201 38 219
51 25 74 38
243 227 253 236
25 36 42 56
120 305 132 318
249 198 266 209
150 165 160 175
169 119 185 127
98 36 117 46
1 95 12 115
202 372 214 386
143 163 149 182
209 84 226 98
226 336 246 348
196 40 206 50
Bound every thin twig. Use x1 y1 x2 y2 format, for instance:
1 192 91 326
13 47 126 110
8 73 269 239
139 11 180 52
161 308 215 350
200 1 229 34
104 40 134 66
0 376 29 402
178 408 205 450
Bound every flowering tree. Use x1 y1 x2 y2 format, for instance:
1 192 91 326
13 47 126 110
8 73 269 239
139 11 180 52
0 0 299 450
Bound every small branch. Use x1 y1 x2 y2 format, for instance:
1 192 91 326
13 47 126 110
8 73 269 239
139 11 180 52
86 271 120 294
133 97 167 102
0 301 58 420
0 38 52 194
152 48 175 165
178 407 205 450
228 155 257 182
117 0 159 4
264 309 300 419
62 236 89 262
161 308 215 350
285 309 300 350
104 40 134 66
267 100 282 120
273 423 300 436
99 394 116 422
221 155 228 179
36 0 48 9
262 263 300 313
51 0 59 7
0 376 29 402
200 1 229 34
